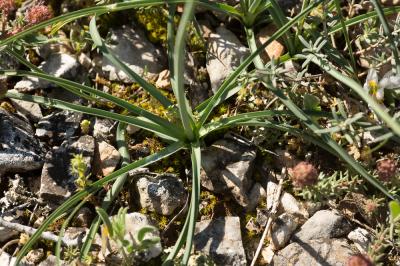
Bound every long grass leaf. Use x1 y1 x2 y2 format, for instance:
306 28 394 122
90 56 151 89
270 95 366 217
5 91 181 141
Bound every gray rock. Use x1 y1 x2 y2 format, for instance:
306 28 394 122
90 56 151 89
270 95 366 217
194 217 247 266
0 252 29 266
133 173 185 215
270 213 298 250
247 182 266 211
272 238 354 266
293 210 352 243
14 53 80 92
9 94 43 122
206 27 249 93
105 212 162 263
0 109 44 176
201 135 256 207
102 25 166 83
0 52 19 70
267 181 308 219
93 117 115 141
39 136 95 204
36 111 82 143
347 227 371 253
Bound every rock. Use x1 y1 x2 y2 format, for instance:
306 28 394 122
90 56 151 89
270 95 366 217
0 216 19 242
14 53 80 92
36 111 82 143
256 26 285 62
155 69 171 89
261 246 275 265
0 108 44 176
93 117 115 141
39 136 95 204
272 238 354 266
201 134 257 207
102 25 166 83
95 141 121 176
270 213 298 250
133 173 186 215
105 212 162 263
38 255 67 266
9 95 43 122
194 217 247 266
78 52 92 69
293 210 352 243
206 27 249 93
0 252 23 266
25 249 44 265
247 182 266 211
74 207 93 227
266 181 308 219
347 227 371 253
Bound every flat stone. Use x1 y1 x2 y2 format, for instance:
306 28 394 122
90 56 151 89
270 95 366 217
347 227 371 253
293 210 352 243
206 27 249 93
270 213 298 250
194 217 247 266
105 212 162 263
0 109 44 176
201 135 257 207
272 238 354 266
266 181 308 219
9 92 43 122
133 173 185 215
0 216 19 242
96 141 121 176
102 25 166 83
36 111 82 143
14 53 80 92
39 136 95 204
93 117 115 142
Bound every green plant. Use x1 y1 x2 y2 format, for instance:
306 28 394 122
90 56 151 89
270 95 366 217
70 154 92 190
97 207 160 265
0 0 400 265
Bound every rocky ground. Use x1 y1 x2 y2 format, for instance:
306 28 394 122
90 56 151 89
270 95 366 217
0 0 399 265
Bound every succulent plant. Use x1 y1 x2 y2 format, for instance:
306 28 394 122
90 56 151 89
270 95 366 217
291 161 319 188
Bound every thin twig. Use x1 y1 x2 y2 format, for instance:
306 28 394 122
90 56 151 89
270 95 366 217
0 217 78 247
250 168 286 266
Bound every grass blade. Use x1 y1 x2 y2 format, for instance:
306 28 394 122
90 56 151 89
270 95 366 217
5 91 181 141
80 122 131 258
171 0 196 141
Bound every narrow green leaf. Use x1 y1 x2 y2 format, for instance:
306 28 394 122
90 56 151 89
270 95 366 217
390 201 400 221
96 207 114 237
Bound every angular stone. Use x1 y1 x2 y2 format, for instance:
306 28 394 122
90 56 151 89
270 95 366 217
39 136 95 204
0 109 44 176
194 217 247 266
133 173 185 215
272 238 354 266
14 53 80 92
9 94 43 122
206 27 249 93
256 26 285 62
266 181 308 219
270 213 298 250
347 227 371 253
102 25 166 83
201 135 257 207
93 117 115 142
36 111 82 143
96 141 121 176
293 210 352 243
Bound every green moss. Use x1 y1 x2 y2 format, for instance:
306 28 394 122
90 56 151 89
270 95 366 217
135 7 168 44
200 191 218 217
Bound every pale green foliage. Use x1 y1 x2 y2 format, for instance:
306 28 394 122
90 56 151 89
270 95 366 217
70 154 92 190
